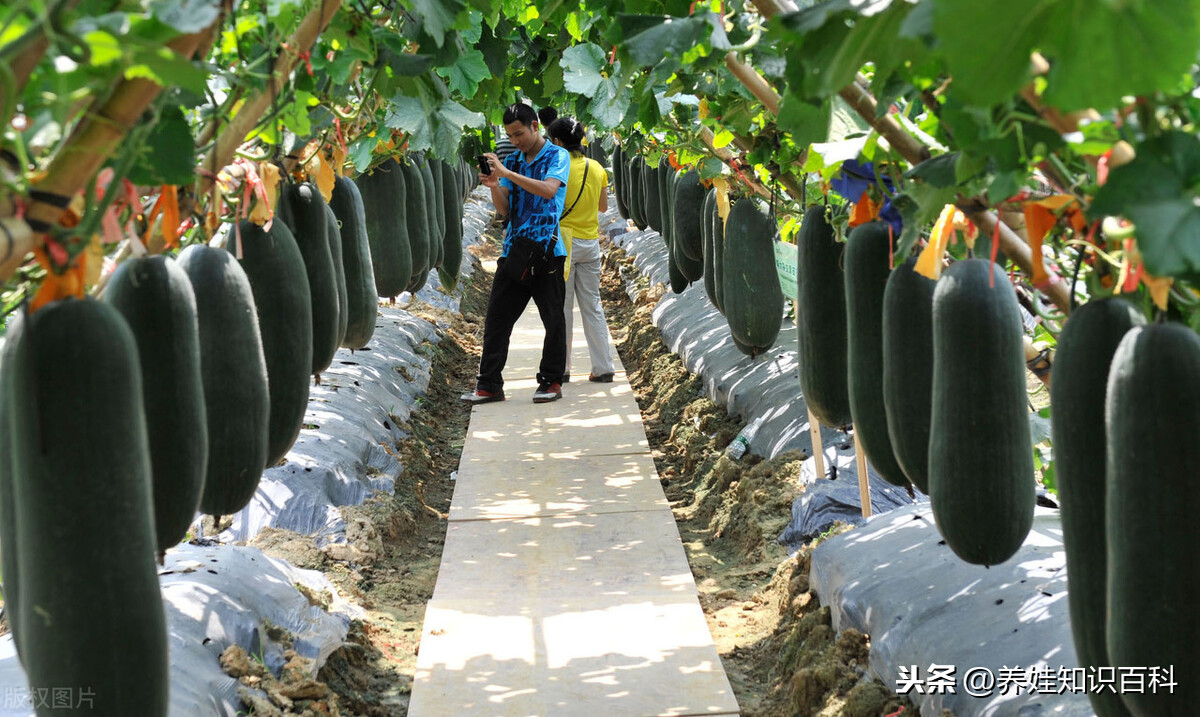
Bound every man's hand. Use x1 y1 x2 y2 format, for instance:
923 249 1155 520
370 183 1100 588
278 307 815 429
479 152 501 188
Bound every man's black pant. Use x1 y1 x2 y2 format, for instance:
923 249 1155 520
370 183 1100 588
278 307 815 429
476 256 567 392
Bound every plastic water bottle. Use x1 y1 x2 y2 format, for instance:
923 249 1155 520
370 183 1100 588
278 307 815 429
725 417 764 460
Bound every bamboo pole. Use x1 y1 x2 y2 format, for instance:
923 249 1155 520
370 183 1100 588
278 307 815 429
198 0 343 198
19 25 214 249
725 53 780 115
854 431 872 518
807 405 826 479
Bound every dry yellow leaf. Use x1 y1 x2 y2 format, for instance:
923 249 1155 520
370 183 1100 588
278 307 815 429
83 234 104 287
914 204 959 281
249 162 282 226
332 145 348 178
305 152 336 202
713 177 731 225
1143 273 1173 311
30 246 86 312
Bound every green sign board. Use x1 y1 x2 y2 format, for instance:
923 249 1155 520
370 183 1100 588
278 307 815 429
774 241 798 298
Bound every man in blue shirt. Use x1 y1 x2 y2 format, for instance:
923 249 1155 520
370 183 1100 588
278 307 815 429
462 103 572 404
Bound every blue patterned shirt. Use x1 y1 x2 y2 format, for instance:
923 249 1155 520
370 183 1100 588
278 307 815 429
499 140 570 258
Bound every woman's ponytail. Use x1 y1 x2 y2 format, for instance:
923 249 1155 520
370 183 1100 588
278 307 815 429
548 117 586 154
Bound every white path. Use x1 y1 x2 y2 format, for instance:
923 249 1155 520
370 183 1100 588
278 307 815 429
410 289 739 716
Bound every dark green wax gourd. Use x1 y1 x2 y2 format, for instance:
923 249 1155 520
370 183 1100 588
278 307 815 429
8 299 169 716
421 159 444 269
613 145 630 221
330 175 378 349
882 257 937 494
658 160 675 247
354 159 411 298
430 160 447 269
928 259 1034 566
722 197 783 356
667 233 689 294
279 183 340 375
438 160 464 293
228 219 314 470
702 188 720 309
104 256 209 552
844 222 909 487
644 162 662 234
401 159 431 292
712 195 726 314
323 202 350 348
0 313 26 657
674 229 704 283
176 244 270 515
628 157 648 230
620 148 635 222
1051 298 1143 717
1105 323 1200 715
795 205 852 426
673 170 706 262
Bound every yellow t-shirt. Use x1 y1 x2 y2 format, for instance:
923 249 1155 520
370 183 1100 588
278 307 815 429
559 155 607 241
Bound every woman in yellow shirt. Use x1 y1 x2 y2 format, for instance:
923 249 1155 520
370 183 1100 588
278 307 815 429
548 117 615 382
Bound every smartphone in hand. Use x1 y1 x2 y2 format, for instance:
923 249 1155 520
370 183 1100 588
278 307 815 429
477 155 492 175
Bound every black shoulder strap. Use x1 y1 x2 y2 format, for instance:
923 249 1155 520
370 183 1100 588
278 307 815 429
560 158 590 220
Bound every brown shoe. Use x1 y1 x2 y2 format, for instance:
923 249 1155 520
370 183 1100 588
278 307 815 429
588 372 615 383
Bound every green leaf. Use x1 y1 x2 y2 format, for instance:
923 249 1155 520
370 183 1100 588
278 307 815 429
932 0 1050 108
697 156 726 181
437 48 490 97
566 11 585 41
127 104 195 186
125 45 207 94
892 178 959 258
384 95 431 152
589 78 630 130
904 152 959 188
712 129 734 149
409 0 464 48
1042 0 1200 112
147 0 220 34
266 0 303 28
542 60 564 97
618 14 709 67
84 31 122 66
827 94 870 142
777 94 831 150
817 2 912 97
436 99 486 130
986 169 1024 205
347 135 376 172
561 43 607 96
1066 120 1119 157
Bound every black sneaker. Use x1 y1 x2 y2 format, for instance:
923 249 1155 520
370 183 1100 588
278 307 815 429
461 388 505 404
532 382 562 403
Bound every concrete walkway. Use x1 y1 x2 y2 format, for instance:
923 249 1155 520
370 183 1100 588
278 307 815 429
410 297 740 716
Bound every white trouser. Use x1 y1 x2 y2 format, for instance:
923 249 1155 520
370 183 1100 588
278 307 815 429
563 237 615 377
